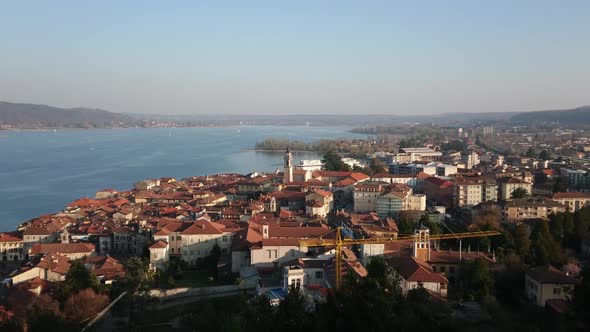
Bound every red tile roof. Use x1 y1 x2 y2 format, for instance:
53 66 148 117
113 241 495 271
180 221 225 235
428 249 495 264
497 177 530 184
312 170 353 178
0 233 22 242
423 176 454 189
552 192 590 199
149 240 168 249
311 189 333 197
268 225 331 238
23 227 52 236
349 172 370 182
334 177 357 187
527 265 577 284
37 254 71 275
86 256 125 279
386 256 448 283
30 242 95 255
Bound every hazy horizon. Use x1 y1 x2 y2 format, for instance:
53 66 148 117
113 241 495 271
1 1 589 115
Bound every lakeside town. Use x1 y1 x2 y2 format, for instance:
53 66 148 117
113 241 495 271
2 122 590 331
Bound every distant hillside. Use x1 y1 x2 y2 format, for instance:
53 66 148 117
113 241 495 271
510 106 590 126
0 101 136 129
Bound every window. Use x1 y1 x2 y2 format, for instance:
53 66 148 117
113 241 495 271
273 250 278 258
449 266 455 273
177 236 181 241
268 250 272 259
315 271 323 279
440 266 446 273
222 236 228 242
553 287 561 295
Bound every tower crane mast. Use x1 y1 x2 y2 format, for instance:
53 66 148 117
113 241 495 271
300 227 501 289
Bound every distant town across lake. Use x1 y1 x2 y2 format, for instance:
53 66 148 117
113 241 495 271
0 126 368 230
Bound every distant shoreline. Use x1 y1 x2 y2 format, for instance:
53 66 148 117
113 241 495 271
0 125 228 131
242 149 321 153
0 124 355 132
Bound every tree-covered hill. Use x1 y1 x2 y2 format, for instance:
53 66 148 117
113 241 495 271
0 101 138 129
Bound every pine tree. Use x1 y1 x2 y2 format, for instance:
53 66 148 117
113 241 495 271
530 220 564 266
513 224 531 260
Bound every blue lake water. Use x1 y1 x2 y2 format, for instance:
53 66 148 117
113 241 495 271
0 126 367 230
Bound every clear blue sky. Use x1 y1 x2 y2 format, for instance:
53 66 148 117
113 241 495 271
1 1 588 115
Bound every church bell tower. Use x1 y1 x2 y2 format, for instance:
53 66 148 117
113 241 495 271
413 225 430 262
284 146 293 184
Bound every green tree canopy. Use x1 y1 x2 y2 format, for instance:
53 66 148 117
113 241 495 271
322 150 351 172
552 177 567 193
573 266 590 328
530 220 565 266
459 258 494 301
513 224 531 259
510 187 529 199
523 148 536 158
63 260 99 295
397 218 414 235
539 149 551 160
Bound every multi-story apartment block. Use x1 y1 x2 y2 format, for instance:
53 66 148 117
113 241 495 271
552 192 590 212
503 197 565 223
461 151 480 169
453 178 497 208
354 182 424 217
498 177 533 201
560 168 587 188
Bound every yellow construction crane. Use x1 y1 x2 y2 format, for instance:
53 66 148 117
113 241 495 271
299 227 502 289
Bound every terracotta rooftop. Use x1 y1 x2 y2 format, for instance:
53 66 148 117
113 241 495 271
180 221 226 235
423 176 454 188
310 188 333 197
149 240 168 249
386 256 448 284
37 254 71 275
30 242 95 255
497 177 530 184
505 197 564 208
552 192 590 199
23 227 52 236
86 255 125 279
527 265 577 284
0 232 22 242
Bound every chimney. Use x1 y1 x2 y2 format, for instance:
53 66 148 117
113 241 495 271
262 223 269 239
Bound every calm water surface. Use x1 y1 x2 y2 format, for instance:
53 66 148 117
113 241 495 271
0 126 367 230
